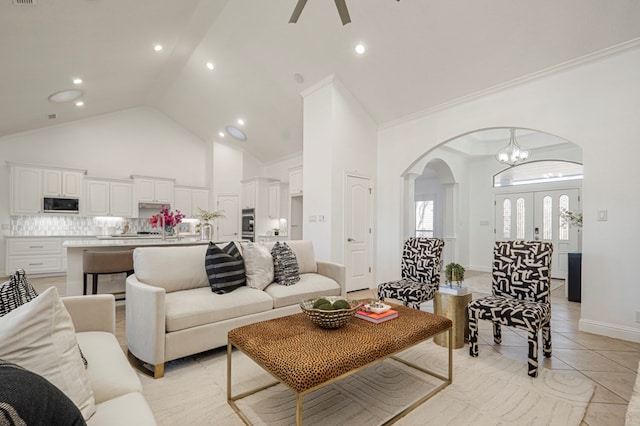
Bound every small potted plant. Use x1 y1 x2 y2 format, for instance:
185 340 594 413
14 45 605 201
445 263 465 287
273 228 280 236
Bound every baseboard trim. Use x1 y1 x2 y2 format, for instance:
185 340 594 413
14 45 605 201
468 265 491 273
579 318 640 344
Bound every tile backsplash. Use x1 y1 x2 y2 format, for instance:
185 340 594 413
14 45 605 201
9 215 155 236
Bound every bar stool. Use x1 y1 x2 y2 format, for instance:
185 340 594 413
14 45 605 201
83 250 134 300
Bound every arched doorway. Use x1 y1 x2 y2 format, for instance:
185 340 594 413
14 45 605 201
402 127 582 274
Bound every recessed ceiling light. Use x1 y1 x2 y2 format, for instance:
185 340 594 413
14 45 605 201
48 89 83 103
355 44 365 54
226 126 247 141
153 44 163 52
218 131 225 137
206 62 215 70
73 78 83 85
75 101 84 107
237 118 245 126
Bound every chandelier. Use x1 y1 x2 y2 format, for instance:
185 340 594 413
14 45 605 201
496 128 530 166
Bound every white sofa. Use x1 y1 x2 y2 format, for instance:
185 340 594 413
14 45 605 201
62 294 156 425
125 240 345 378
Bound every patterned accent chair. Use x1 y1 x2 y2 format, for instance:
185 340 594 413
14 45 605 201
377 238 445 309
468 241 554 377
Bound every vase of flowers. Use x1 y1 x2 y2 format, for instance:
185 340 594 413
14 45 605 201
195 208 225 241
149 206 185 236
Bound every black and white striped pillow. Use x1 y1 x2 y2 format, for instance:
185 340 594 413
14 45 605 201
271 242 300 286
205 242 246 294
0 269 38 317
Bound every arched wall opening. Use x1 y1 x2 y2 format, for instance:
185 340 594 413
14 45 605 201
400 127 582 276
375 46 640 342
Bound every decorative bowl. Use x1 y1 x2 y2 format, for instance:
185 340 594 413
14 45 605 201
362 301 391 314
300 297 361 329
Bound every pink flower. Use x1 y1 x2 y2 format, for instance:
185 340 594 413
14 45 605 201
149 205 184 228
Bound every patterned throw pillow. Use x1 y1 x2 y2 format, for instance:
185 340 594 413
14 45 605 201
0 269 38 317
271 242 300 286
205 242 246 294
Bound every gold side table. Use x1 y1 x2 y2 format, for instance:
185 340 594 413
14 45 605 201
434 292 472 349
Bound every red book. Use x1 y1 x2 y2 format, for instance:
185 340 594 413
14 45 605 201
355 309 398 323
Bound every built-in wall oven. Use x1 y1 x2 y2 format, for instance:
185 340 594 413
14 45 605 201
241 209 255 242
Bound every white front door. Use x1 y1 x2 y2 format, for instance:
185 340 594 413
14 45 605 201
495 188 580 279
345 175 373 292
533 189 580 280
216 194 240 241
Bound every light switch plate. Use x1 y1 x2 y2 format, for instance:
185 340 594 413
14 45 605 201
597 210 608 221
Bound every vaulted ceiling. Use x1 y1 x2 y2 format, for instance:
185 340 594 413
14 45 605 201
2 0 640 163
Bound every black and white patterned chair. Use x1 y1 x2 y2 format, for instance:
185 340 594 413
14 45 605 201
468 241 554 377
377 237 445 309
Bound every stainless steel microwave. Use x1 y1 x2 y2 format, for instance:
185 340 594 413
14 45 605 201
43 197 80 214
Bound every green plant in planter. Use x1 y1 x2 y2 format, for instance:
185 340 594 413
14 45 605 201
445 263 465 287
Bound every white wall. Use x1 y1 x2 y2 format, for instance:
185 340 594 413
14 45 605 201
263 154 303 183
377 47 640 342
302 76 377 262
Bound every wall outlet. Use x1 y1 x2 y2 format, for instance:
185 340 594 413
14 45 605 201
597 210 608 221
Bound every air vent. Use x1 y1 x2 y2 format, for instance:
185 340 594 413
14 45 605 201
48 113 57 120
13 0 37 5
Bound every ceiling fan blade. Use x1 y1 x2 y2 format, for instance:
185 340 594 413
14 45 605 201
334 0 351 25
289 0 308 23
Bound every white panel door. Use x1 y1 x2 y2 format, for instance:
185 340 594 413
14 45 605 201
494 193 534 241
216 194 240 241
345 175 372 292
495 189 580 279
534 189 580 280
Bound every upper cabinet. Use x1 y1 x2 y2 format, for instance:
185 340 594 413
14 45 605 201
289 167 303 196
268 182 280 219
132 176 174 205
10 165 43 215
9 163 86 215
174 186 209 218
85 178 133 217
241 180 257 209
42 169 84 198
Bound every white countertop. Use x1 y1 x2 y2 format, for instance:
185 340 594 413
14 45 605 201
63 237 208 248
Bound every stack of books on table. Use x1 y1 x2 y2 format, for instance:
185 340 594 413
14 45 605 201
355 309 398 324
438 285 470 295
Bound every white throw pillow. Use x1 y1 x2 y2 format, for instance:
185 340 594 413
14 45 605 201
242 242 275 290
0 286 96 420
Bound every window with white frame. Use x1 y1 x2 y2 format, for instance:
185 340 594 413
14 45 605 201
416 200 434 238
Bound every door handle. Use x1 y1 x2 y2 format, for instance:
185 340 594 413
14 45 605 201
347 237 355 242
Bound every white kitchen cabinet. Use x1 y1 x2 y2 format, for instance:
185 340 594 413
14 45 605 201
242 177 279 236
85 178 132 217
5 238 63 275
242 181 256 209
10 165 43 215
289 167 303 196
42 169 84 198
174 186 209 218
132 176 175 205
191 189 209 215
268 183 280 218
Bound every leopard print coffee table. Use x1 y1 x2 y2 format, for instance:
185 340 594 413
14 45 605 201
227 303 453 425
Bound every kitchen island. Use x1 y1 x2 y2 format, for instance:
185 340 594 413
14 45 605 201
63 237 209 297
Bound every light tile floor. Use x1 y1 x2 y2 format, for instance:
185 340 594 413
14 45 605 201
30 273 637 425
